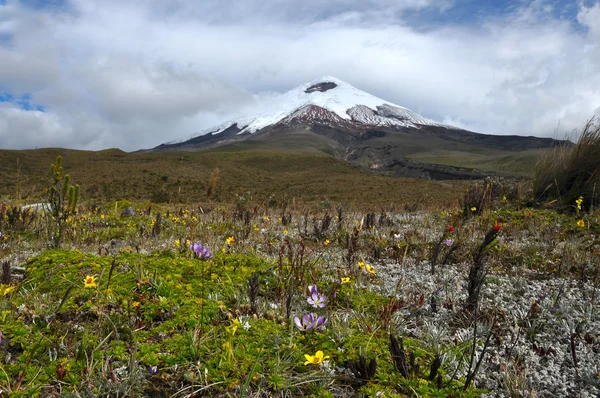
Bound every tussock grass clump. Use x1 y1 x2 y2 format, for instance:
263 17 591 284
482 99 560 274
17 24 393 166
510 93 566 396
534 118 600 210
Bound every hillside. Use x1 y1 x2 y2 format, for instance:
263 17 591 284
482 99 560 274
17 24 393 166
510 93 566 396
0 148 473 208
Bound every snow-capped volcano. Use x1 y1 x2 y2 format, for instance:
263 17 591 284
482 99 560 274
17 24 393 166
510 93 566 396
171 76 445 143
150 76 562 180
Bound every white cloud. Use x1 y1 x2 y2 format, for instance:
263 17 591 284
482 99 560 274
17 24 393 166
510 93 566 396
0 0 599 150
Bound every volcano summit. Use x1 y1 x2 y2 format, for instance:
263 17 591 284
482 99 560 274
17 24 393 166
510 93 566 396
152 77 560 179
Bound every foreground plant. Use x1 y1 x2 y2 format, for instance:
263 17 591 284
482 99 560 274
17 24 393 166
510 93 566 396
466 224 501 312
293 313 328 331
47 155 80 248
307 285 327 308
304 350 329 366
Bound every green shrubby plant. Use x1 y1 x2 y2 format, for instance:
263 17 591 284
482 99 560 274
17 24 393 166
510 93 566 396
46 156 80 248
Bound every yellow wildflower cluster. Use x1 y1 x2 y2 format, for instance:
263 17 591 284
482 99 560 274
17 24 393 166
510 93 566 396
576 196 583 211
0 284 16 296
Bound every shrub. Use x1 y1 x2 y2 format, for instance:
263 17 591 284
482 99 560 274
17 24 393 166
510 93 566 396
533 118 600 210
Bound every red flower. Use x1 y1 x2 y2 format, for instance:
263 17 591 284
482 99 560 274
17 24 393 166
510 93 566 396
493 224 501 232
447 226 455 232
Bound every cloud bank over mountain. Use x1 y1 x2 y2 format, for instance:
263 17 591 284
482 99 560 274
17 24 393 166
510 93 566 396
0 0 599 150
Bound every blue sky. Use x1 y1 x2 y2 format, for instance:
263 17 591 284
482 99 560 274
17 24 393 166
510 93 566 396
1 0 599 150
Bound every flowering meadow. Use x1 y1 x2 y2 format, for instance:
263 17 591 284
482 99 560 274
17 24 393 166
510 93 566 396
1 176 600 396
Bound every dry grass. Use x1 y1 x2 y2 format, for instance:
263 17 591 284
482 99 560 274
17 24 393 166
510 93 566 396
0 148 473 209
533 118 600 210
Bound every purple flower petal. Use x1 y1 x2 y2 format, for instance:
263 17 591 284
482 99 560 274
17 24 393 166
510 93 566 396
294 316 303 330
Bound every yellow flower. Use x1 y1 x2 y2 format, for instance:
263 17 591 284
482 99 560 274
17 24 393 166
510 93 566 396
323 239 330 246
226 236 235 245
341 277 351 284
577 219 585 228
304 350 329 365
576 196 583 211
0 284 16 296
174 239 181 249
366 265 376 275
470 206 477 212
84 275 97 288
358 261 366 269
283 230 288 235
226 319 240 337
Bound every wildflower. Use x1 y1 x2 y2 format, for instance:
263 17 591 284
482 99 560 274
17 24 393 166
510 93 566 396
444 238 454 246
577 219 585 228
148 366 158 375
269 303 279 309
226 319 240 336
294 313 328 331
493 223 501 232
470 207 477 212
358 261 366 269
323 239 330 246
84 275 97 288
304 350 330 365
341 277 351 284
576 196 583 211
283 229 288 235
242 320 251 331
447 226 454 232
307 285 327 308
226 236 235 245
366 265 376 275
174 239 181 249
0 284 16 296
190 242 212 259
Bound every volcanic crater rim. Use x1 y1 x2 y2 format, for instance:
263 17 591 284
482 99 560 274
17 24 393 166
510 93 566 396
305 82 338 93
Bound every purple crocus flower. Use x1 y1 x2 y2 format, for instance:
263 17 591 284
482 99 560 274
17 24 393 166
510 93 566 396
189 242 212 259
294 313 328 331
444 238 455 247
306 285 327 308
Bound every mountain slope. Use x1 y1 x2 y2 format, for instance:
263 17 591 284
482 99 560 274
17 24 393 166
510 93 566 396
151 76 562 179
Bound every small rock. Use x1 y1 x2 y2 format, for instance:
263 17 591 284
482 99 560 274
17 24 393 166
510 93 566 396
121 207 137 217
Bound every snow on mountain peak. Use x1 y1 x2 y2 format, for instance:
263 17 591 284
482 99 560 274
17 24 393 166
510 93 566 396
172 76 445 144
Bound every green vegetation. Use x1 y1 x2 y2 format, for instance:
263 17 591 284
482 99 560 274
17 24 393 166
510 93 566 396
0 145 598 396
47 156 80 248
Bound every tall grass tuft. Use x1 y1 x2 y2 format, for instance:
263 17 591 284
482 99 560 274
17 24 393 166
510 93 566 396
533 118 600 210
206 167 219 200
